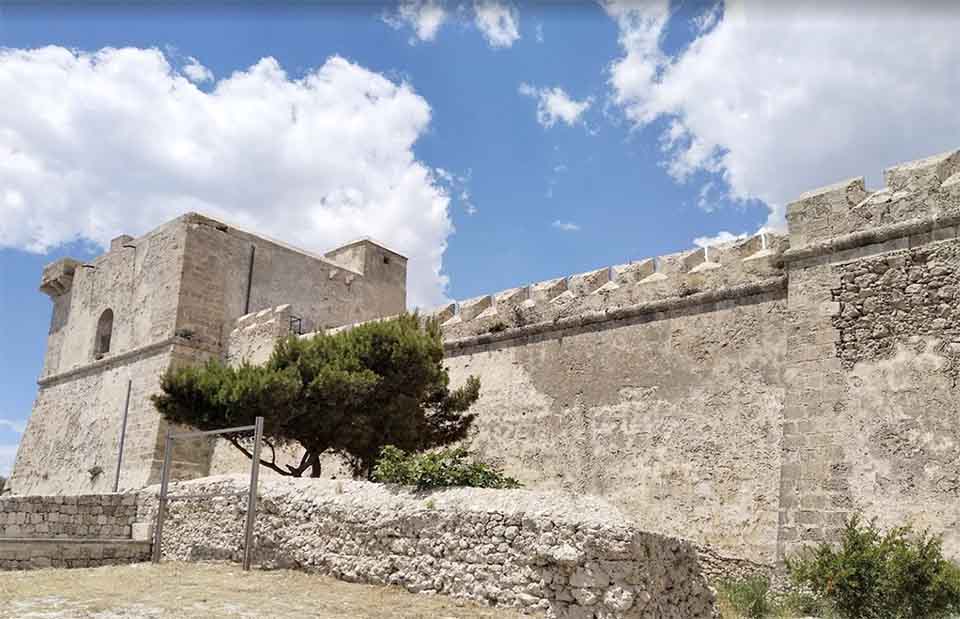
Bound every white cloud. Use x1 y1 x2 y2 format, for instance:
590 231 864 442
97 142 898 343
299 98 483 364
0 444 17 477
384 0 448 43
0 419 25 434
0 47 455 307
605 0 960 229
535 22 544 43
474 1 520 48
552 220 580 232
693 230 744 248
182 56 213 83
519 83 593 129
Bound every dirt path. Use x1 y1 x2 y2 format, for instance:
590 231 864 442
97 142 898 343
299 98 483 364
0 562 542 618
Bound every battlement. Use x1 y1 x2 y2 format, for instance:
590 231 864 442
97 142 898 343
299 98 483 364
786 149 960 250
437 231 786 342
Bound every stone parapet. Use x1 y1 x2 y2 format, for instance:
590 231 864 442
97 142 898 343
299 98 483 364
786 149 960 250
438 232 786 342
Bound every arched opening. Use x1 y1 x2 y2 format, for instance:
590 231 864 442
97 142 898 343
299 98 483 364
95 309 114 358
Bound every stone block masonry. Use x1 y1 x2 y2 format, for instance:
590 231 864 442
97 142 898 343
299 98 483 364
0 494 138 539
136 475 718 619
0 493 149 570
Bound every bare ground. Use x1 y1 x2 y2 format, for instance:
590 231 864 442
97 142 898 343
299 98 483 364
0 561 542 619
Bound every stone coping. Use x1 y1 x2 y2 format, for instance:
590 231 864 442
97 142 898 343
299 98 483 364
443 276 786 354
783 211 960 264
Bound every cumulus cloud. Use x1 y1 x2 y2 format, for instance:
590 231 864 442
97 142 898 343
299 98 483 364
519 83 592 129
384 0 448 43
0 46 456 307
474 1 520 48
605 0 960 229
181 56 213 83
552 220 580 232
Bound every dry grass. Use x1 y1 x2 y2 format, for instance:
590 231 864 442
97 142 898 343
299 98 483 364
0 561 542 618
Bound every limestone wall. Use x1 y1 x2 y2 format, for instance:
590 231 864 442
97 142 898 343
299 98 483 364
137 475 717 619
0 494 139 539
0 494 150 570
443 284 787 566
779 148 960 561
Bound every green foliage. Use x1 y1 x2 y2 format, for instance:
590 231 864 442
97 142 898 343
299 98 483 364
152 313 481 478
372 445 521 490
718 575 773 619
787 514 960 619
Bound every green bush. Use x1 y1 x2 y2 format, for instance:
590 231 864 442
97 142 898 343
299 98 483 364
718 575 773 618
372 445 521 490
787 514 960 619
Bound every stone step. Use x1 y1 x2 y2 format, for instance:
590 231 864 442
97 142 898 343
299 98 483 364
0 537 151 570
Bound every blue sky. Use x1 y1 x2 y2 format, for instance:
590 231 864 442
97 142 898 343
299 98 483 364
1 1 959 474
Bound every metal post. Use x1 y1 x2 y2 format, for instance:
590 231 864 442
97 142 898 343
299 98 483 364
243 245 256 314
152 429 174 563
113 379 133 492
242 416 264 571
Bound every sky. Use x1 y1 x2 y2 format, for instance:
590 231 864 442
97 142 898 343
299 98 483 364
1 0 959 476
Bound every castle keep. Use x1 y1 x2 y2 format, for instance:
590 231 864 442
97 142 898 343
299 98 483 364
12 148 960 570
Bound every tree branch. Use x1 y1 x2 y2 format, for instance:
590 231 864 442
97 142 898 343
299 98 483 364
226 435 293 477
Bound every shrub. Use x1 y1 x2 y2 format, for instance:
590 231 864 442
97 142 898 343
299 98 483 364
787 514 960 619
718 575 773 619
372 445 521 490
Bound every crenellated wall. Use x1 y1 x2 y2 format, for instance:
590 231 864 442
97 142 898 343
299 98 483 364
13 147 960 573
266 148 960 567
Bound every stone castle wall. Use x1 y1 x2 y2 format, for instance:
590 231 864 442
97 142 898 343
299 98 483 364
12 214 407 496
12 147 960 572
214 148 959 567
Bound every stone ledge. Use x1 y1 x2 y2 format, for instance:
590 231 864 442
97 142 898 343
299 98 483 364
37 335 219 388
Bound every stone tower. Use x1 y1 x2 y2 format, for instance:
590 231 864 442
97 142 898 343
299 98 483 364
10 213 406 495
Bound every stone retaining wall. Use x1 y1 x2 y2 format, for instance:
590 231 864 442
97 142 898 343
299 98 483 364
137 475 717 619
0 493 139 539
0 538 150 570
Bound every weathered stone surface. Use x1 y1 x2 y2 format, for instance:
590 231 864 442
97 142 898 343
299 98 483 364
137 476 717 618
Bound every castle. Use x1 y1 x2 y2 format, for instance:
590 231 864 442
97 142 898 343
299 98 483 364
11 148 960 570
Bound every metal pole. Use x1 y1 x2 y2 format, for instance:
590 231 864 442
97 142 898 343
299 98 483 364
242 416 264 571
113 379 133 492
152 429 174 563
243 245 256 314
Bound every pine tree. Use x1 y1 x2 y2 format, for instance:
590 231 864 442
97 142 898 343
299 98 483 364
152 313 480 477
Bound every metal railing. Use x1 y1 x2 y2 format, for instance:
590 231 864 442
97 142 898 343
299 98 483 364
152 416 264 571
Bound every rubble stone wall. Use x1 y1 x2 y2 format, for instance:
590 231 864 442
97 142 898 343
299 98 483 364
137 476 717 619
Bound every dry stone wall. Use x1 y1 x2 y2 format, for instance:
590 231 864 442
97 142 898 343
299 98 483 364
137 475 717 619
